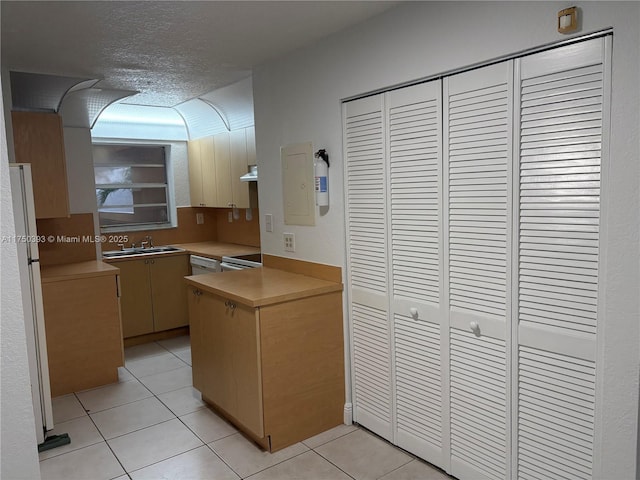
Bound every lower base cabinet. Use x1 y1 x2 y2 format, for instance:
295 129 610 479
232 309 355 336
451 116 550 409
114 254 190 338
42 272 123 397
189 288 344 451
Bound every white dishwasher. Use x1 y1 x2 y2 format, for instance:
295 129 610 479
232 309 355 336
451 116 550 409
190 255 221 275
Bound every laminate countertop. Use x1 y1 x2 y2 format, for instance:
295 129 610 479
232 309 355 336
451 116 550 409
172 241 260 261
184 267 342 307
40 260 120 283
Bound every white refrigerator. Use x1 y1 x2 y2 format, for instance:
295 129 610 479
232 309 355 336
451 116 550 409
9 163 54 444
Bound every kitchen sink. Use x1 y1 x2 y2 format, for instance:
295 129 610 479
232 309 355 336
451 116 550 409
102 246 185 258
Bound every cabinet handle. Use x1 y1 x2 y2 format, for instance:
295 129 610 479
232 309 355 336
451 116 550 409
224 300 230 307
230 302 236 310
151 259 155 264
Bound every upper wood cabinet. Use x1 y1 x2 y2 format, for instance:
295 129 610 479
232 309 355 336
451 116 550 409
188 127 253 209
188 136 216 207
11 111 70 219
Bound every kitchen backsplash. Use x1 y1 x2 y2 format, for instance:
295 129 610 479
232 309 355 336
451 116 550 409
37 206 261 265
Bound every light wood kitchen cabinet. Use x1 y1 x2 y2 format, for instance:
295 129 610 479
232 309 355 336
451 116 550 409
41 262 123 397
188 284 343 451
116 254 190 338
11 111 69 219
187 128 252 209
188 136 216 207
228 129 250 208
189 291 262 435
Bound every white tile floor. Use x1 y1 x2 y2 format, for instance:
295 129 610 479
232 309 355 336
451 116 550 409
39 335 451 480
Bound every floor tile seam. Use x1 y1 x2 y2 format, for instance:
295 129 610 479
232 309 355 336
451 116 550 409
86 392 172 419
74 376 140 395
120 362 191 398
309 448 358 480
171 411 240 457
200 441 242 478
38 393 104 462
124 349 169 363
75 387 156 415
233 445 311 479
354 424 440 479
125 362 190 379
140 378 194 397
123 444 206 476
303 426 362 449
373 458 417 480
52 400 130 478
155 389 207 418
37 434 105 462
38 439 108 464
103 417 181 443
246 449 358 480
170 352 191 367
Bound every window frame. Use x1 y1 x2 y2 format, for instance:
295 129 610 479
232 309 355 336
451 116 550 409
93 141 178 233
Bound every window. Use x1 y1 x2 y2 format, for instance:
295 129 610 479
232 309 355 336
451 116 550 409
93 144 172 230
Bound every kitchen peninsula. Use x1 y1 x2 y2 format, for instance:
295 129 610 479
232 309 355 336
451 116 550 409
185 265 345 452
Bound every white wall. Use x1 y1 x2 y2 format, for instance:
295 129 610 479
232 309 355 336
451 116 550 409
253 2 639 477
0 79 41 480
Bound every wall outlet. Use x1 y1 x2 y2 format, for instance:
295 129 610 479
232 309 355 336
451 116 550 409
283 232 295 252
196 213 204 225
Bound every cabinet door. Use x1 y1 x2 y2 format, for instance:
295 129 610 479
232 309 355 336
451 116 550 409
43 274 123 396
188 139 204 206
246 126 257 165
230 129 250 208
117 259 154 338
200 136 217 207
387 81 445 466
213 132 232 207
150 255 190 331
444 61 513 480
187 286 205 392
202 294 235 413
11 111 69 218
343 94 393 441
231 302 263 437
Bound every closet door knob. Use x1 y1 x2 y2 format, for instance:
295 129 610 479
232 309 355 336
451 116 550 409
470 321 480 333
409 307 418 318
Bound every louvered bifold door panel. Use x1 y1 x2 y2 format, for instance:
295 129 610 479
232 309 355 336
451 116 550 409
387 81 444 466
515 38 607 480
444 61 513 480
344 95 393 440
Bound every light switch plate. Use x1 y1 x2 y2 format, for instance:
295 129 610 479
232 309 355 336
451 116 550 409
265 214 273 232
196 213 204 225
283 232 295 252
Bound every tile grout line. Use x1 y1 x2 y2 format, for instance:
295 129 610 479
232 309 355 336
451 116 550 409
74 391 131 478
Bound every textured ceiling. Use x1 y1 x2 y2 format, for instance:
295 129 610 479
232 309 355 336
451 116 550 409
1 1 398 107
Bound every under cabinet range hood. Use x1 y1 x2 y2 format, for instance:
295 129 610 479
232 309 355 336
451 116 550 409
240 165 258 182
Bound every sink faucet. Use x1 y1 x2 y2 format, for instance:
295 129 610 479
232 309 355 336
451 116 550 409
117 243 125 251
145 235 154 247
140 240 149 248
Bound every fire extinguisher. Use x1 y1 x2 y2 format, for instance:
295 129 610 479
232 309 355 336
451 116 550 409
314 149 329 207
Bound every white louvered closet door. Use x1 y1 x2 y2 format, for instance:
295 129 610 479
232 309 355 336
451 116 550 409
514 37 609 480
344 94 393 441
444 61 514 480
386 81 444 467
